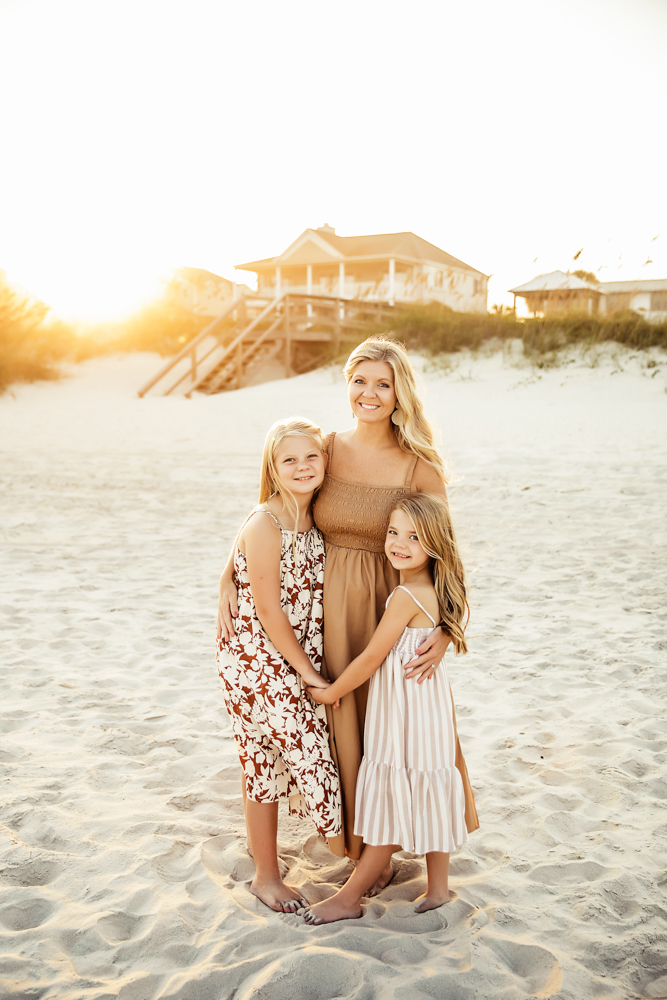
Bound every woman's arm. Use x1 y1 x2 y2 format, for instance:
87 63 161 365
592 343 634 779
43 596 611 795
308 589 417 704
244 515 328 689
411 457 448 501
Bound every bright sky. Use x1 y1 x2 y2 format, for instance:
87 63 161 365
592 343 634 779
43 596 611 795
1 0 666 322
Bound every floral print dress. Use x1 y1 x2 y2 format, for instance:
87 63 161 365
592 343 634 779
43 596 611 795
216 506 342 839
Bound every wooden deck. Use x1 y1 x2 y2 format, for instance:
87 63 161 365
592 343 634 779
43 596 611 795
137 293 395 397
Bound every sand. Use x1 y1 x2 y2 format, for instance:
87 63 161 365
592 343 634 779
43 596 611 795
1 345 666 1000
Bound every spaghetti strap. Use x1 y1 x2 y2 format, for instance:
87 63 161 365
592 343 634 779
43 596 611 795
405 453 419 488
238 505 285 536
252 506 285 532
386 585 437 626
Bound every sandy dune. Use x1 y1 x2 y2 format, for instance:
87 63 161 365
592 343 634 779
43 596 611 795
1 346 666 1000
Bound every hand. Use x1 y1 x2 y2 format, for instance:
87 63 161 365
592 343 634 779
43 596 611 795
301 669 329 690
217 578 239 641
306 684 340 708
404 626 451 684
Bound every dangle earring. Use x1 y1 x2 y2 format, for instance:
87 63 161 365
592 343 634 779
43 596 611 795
391 404 402 427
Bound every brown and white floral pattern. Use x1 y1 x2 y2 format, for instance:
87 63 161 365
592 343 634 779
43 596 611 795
216 507 341 838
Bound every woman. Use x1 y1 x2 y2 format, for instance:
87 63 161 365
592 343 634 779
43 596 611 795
218 336 478 867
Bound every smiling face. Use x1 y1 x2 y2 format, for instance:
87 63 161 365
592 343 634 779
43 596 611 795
348 360 397 424
273 434 326 498
385 507 430 572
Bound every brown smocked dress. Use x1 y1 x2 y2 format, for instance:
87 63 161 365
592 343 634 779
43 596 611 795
313 432 479 859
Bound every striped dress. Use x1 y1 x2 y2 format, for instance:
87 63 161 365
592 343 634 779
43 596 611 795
354 586 469 855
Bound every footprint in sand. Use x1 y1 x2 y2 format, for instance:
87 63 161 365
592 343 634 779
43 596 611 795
96 910 154 944
236 946 365 1000
200 834 255 889
0 895 56 930
0 856 62 887
151 841 201 884
483 934 562 997
528 860 619 885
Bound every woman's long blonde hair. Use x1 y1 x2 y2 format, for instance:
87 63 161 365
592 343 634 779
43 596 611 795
259 416 325 544
392 493 469 654
344 335 447 482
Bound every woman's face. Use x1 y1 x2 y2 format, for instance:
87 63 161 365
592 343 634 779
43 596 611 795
348 361 397 424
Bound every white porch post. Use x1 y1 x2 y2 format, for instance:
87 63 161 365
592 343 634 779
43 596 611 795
339 262 345 298
275 266 281 298
389 258 395 305
307 264 312 295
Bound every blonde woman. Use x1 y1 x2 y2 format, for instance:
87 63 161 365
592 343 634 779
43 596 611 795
218 337 477 869
216 418 341 912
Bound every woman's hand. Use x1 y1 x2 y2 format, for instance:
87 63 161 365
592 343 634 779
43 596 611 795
404 626 451 684
217 578 239 641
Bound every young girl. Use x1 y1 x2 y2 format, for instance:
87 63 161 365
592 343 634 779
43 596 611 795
216 417 341 913
304 492 475 924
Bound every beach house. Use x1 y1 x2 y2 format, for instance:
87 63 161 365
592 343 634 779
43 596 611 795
235 226 489 313
171 267 251 317
597 279 667 321
509 271 603 316
510 271 667 321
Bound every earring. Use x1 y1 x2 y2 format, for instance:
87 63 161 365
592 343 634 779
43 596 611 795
391 405 401 427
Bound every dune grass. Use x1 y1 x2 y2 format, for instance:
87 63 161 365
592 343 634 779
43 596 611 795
0 284 75 393
3 285 666 394
382 303 667 365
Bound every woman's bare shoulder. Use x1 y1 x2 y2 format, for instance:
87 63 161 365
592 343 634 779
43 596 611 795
410 457 448 497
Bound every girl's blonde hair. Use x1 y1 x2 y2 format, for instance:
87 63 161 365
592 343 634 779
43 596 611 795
344 335 447 482
259 416 325 543
392 493 469 654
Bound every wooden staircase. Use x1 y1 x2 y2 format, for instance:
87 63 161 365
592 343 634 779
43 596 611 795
137 293 395 397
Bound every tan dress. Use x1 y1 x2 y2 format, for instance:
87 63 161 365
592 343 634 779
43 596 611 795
313 432 479 859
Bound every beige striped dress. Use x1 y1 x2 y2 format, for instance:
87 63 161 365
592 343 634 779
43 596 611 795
354 586 469 855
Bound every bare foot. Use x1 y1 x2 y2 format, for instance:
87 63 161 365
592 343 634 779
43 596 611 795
302 895 363 925
414 889 454 913
364 861 394 898
250 877 308 913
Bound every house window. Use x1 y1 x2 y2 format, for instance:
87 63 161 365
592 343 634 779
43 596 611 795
651 291 667 311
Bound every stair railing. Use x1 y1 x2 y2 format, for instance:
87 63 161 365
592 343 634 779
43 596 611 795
137 296 246 398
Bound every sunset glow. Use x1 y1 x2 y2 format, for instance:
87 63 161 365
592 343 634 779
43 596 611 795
0 0 665 321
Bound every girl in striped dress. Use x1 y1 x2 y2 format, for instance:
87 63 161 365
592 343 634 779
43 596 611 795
304 492 474 924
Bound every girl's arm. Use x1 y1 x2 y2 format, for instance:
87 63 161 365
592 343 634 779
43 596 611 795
403 460 451 681
308 589 418 704
244 515 328 689
217 543 239 641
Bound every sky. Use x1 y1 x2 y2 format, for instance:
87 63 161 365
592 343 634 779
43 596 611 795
0 0 666 322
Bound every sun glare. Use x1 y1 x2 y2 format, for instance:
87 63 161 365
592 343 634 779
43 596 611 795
6 262 174 325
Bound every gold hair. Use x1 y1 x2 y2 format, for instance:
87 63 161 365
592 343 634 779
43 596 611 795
259 416 325 547
392 493 469 654
344 335 447 482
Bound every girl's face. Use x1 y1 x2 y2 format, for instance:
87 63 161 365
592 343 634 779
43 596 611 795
348 360 397 424
274 435 326 497
385 508 430 571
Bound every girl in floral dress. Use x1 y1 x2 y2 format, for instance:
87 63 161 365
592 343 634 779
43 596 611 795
216 417 342 913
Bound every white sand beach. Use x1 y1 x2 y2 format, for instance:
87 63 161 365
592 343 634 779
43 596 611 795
1 346 666 1000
